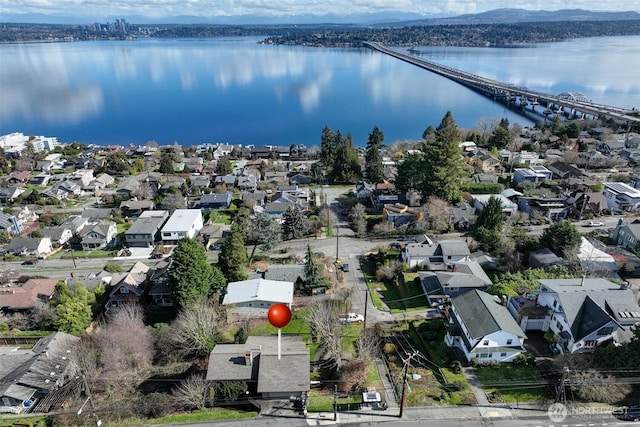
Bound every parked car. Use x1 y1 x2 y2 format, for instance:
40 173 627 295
339 313 364 323
21 259 38 265
149 253 163 259
614 406 640 422
587 221 604 227
342 263 350 272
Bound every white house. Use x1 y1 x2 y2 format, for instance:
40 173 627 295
71 169 95 188
472 194 518 217
223 278 294 318
444 289 527 363
604 182 640 212
402 239 469 270
160 209 203 245
526 278 640 353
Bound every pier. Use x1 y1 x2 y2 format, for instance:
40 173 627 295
365 42 640 125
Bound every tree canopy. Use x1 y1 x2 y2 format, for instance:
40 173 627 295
475 196 506 231
539 221 581 258
168 238 216 308
246 212 282 264
218 222 248 282
364 126 384 184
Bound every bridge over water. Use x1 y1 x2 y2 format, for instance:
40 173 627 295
365 42 640 125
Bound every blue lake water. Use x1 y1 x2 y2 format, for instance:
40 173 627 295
1 35 639 147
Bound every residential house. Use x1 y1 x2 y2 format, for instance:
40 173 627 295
510 278 640 353
0 186 25 203
59 215 89 234
513 151 542 165
0 332 80 414
80 221 117 251
40 226 73 247
146 260 173 308
354 182 374 201
125 210 169 248
197 192 233 211
190 175 211 191
214 175 237 189
1 237 52 258
120 200 155 218
517 196 567 221
0 278 58 313
105 261 150 310
237 175 257 192
565 191 607 219
212 144 234 160
597 140 626 156
159 178 186 194
458 141 478 152
116 179 141 200
473 194 518 217
528 248 566 270
419 261 492 306
609 222 640 252
444 289 527 363
71 169 94 188
200 223 231 250
206 335 309 400
261 265 306 287
93 173 115 189
402 239 470 270
0 212 23 235
56 180 83 198
382 203 424 227
222 278 294 319
27 174 51 187
375 180 396 195
548 161 584 180
36 154 64 172
576 237 618 275
241 191 267 208
289 173 312 186
604 182 640 212
4 171 32 185
513 166 553 185
64 157 92 170
160 209 203 245
468 153 502 173
263 201 294 218
81 208 114 223
183 156 204 173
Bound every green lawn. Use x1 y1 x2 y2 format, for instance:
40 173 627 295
474 363 550 403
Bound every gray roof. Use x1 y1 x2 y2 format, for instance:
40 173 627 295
206 336 309 394
538 278 640 340
263 265 306 283
437 240 471 257
0 332 80 401
452 290 526 339
126 215 166 235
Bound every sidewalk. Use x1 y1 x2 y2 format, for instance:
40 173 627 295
462 366 490 405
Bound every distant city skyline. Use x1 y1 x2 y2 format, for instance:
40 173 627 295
1 0 638 24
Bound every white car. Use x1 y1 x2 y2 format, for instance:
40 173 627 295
340 313 365 323
587 221 604 227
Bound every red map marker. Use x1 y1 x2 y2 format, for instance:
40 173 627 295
268 303 291 360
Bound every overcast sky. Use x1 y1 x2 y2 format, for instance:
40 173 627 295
2 0 639 20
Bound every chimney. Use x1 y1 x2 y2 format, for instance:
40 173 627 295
244 350 253 366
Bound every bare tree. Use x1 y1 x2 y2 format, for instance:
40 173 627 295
318 205 338 231
173 373 208 410
569 369 630 404
425 196 453 233
338 358 368 394
95 304 153 394
172 299 225 357
355 328 379 362
306 299 344 369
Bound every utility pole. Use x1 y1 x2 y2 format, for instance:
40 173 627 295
555 366 569 404
399 351 419 418
78 375 102 426
333 384 338 421
335 224 339 263
363 288 369 332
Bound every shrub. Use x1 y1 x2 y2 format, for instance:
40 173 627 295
450 360 463 373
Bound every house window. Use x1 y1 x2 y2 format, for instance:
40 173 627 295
506 339 512 345
553 300 557 308
483 340 489 345
500 353 507 357
556 321 563 331
479 353 488 358
584 340 597 348
597 327 614 336
120 287 129 294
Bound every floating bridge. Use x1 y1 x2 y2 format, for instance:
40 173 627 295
365 42 640 124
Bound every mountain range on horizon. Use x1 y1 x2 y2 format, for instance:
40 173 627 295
1 8 639 26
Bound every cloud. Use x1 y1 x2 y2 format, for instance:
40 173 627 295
1 0 636 20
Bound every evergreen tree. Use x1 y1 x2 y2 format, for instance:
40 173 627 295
540 221 581 258
329 132 362 184
303 244 323 293
159 152 174 174
474 195 506 232
394 153 425 194
364 126 385 184
319 125 335 168
218 223 248 282
282 205 308 240
168 238 215 308
54 282 95 335
216 156 233 176
487 125 513 149
421 111 465 202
